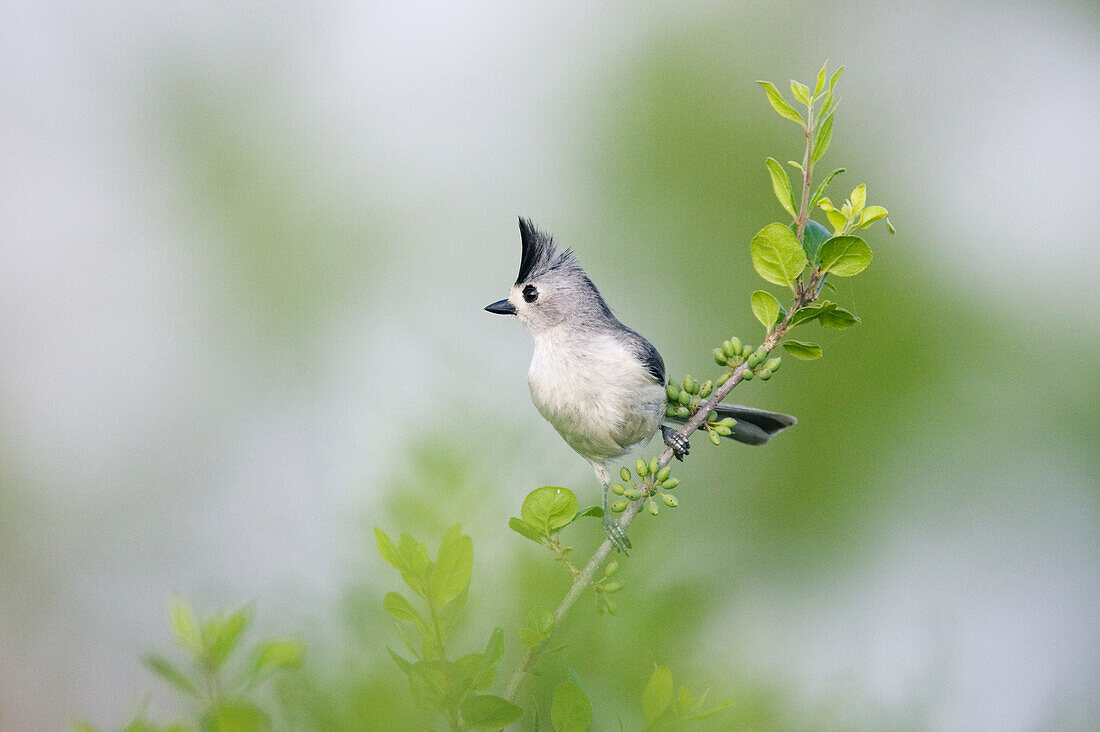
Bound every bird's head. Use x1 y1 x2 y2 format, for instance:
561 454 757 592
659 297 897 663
484 217 612 334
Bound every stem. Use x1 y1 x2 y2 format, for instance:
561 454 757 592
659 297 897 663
795 99 816 244
503 280 821 703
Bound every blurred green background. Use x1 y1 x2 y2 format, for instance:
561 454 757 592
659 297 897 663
1 1 1097 730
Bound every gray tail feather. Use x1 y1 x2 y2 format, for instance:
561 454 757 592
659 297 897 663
667 404 796 446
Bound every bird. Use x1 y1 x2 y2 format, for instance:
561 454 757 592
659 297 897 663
485 218 796 552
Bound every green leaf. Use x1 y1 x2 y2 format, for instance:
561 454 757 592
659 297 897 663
796 219 832 262
750 290 781 333
518 628 541 648
813 60 828 98
750 223 806 288
573 505 604 521
818 235 872 276
765 158 796 218
388 648 414 675
642 666 674 726
811 112 834 166
687 699 736 721
551 681 593 732
142 653 200 698
374 528 405 573
850 184 866 215
755 81 803 126
407 659 454 713
790 79 810 106
168 598 202 654
251 639 305 674
521 487 578 535
200 703 270 732
430 524 473 609
508 517 544 543
820 305 860 329
824 208 847 233
782 340 823 360
460 694 524 730
209 608 251 668
857 205 888 229
383 591 423 623
788 300 835 327
809 168 845 211
821 65 844 114
531 606 555 638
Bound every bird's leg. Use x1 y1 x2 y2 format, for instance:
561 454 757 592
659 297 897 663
593 463 631 554
661 425 690 461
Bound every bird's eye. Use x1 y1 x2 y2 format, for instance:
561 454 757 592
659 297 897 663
522 285 538 303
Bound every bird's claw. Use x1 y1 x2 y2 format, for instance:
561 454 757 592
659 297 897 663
602 516 631 554
662 426 690 461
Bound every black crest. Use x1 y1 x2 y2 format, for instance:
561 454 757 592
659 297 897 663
515 217 575 285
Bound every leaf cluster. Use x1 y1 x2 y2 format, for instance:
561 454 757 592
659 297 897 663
641 665 734 730
377 524 522 731
77 599 304 732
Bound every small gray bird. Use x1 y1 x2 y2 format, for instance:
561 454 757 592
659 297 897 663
485 218 795 551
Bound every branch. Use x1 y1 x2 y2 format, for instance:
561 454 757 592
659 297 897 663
503 278 820 702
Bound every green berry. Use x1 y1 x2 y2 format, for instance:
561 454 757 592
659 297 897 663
620 467 631 482
746 353 759 369
611 501 628 513
648 499 659 516
715 425 732 436
707 411 717 423
662 477 679 490
709 430 721 446
656 466 671 483
714 348 727 366
718 417 736 427
699 380 713 398
604 597 617 615
758 368 773 381
730 337 743 355
717 371 731 386
605 560 619 576
741 343 753 357
665 404 677 418
763 357 782 372
662 493 679 508
648 457 659 475
741 369 753 381
611 483 626 495
636 459 648 477
602 580 623 593
678 390 691 406
675 406 689 419
682 375 695 394
666 383 680 400
624 488 641 501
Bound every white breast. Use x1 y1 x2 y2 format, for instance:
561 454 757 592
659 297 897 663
527 330 665 463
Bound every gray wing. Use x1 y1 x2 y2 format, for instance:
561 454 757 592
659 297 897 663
621 328 665 384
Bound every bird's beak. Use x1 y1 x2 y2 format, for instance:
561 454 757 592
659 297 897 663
484 298 517 315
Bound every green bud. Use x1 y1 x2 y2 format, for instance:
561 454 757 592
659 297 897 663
663 477 679 489
611 483 626 495
699 380 713 398
636 459 648 477
754 346 768 361
714 348 727 366
758 368 773 381
604 597 617 615
718 417 736 427
746 353 759 369
722 340 735 358
709 430 721 446
624 488 641 501
665 404 677 418
656 466 671 483
763 357 782 372
741 343 753 357
715 425 732 436
648 457 659 475
605 560 619 576
707 411 717 423
602 580 623 593
675 406 690 419
666 383 680 400
678 390 691 406
717 371 731 386
620 467 631 482
682 375 695 394
730 337 743 355
662 493 679 508
648 499 659 516
741 369 754 381
611 500 628 513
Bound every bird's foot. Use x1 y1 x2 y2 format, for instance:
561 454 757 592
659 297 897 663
662 426 690 461
602 516 631 554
